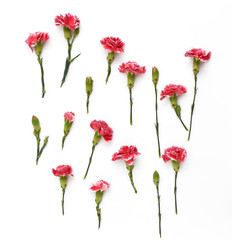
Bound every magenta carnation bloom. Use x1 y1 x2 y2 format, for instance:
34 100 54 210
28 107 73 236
119 61 146 75
162 146 187 163
90 180 110 192
90 120 113 142
160 84 187 100
112 145 140 165
100 37 125 53
185 48 211 62
55 13 80 31
64 112 75 123
62 112 75 149
25 32 49 52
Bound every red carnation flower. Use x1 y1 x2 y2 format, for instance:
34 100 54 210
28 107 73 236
52 165 74 177
90 120 113 142
185 48 211 62
64 112 75 123
112 145 140 165
162 146 187 163
100 37 125 53
160 84 187 100
119 61 146 75
90 180 110 192
55 13 80 31
25 32 49 52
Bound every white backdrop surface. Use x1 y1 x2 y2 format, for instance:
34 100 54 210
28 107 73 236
1 0 232 239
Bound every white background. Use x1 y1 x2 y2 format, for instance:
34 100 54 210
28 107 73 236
1 0 232 239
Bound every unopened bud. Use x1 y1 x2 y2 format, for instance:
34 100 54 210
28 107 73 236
152 66 159 84
153 170 159 186
74 27 80 37
86 76 93 95
32 116 41 132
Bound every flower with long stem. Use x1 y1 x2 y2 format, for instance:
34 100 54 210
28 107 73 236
152 66 161 157
153 171 161 238
90 180 110 229
185 48 211 140
100 37 125 83
160 84 188 131
55 13 81 87
52 165 73 215
83 120 113 180
62 112 75 149
162 146 187 214
112 145 140 193
32 116 49 165
26 32 49 98
86 76 93 113
119 61 146 125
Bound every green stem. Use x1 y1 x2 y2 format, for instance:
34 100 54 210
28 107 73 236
86 94 90 113
188 74 198 141
105 62 112 84
156 185 161 238
62 188 65 215
83 145 96 180
154 84 161 158
96 203 101 229
128 170 137 193
36 132 40 165
37 56 46 98
174 171 178 215
62 135 66 150
129 88 133 125
177 115 188 131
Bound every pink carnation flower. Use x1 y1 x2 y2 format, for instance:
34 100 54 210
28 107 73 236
162 146 187 163
55 13 80 31
64 112 75 123
90 180 110 192
185 48 211 62
119 61 146 75
100 37 125 53
25 32 49 52
90 120 113 141
52 165 74 177
160 84 187 100
112 145 140 165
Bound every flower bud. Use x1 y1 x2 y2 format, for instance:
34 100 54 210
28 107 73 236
86 76 93 95
172 160 180 172
107 51 115 64
74 27 80 37
35 41 42 56
60 176 67 189
193 58 200 75
127 72 136 89
152 66 159 84
32 116 41 132
153 170 159 186
63 26 72 40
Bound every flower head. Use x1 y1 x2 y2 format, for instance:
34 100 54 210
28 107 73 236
90 120 113 141
100 37 125 53
55 13 80 31
112 145 140 165
162 146 187 163
52 165 74 177
119 61 146 75
160 84 187 100
185 48 211 62
90 180 110 192
25 32 49 52
64 112 75 123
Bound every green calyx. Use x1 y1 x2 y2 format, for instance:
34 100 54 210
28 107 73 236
63 26 72 41
169 93 177 109
152 67 159 85
126 163 134 171
86 76 93 95
153 170 160 186
74 27 80 38
92 130 102 146
127 72 136 89
172 160 180 172
64 119 72 135
32 116 41 132
193 58 200 75
60 176 67 189
35 41 42 56
95 190 104 204
107 51 115 64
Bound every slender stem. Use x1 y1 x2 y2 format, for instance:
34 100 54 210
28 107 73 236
174 171 178 215
36 132 40 165
62 135 66 150
83 145 96 180
129 88 133 125
177 115 188 131
96 203 101 229
128 170 137 193
154 84 161 158
62 188 65 215
188 74 198 141
156 185 161 238
86 94 90 113
105 62 112 84
37 56 46 98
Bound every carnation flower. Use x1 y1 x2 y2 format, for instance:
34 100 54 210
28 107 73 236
55 13 80 31
184 48 211 62
119 61 146 125
83 120 113 180
52 164 74 215
62 112 75 149
64 112 75 123
162 146 187 214
112 145 140 193
90 180 110 229
160 84 188 131
25 32 49 98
